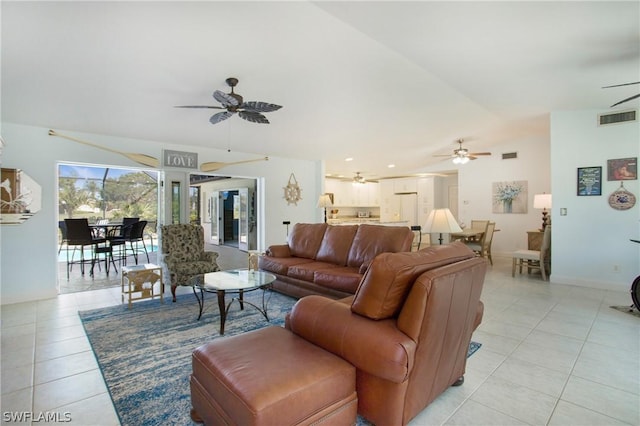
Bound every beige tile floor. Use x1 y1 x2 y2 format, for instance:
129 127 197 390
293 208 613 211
2 255 639 425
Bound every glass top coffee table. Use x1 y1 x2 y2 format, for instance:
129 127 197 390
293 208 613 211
184 269 276 335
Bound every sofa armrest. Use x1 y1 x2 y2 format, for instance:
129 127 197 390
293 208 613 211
200 251 219 263
266 244 291 258
287 295 416 383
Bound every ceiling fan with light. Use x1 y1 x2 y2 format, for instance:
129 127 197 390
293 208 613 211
434 139 491 164
602 81 640 107
353 172 367 184
175 77 282 124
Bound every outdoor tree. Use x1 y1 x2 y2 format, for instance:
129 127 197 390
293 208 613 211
58 174 92 218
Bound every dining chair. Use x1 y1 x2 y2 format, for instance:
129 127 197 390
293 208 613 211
465 222 495 265
469 220 489 238
512 225 551 280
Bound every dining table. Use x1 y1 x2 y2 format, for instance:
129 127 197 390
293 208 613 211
89 223 123 239
450 228 484 242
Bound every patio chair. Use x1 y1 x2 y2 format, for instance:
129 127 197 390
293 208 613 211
108 217 142 265
64 218 117 278
126 220 150 264
161 224 220 302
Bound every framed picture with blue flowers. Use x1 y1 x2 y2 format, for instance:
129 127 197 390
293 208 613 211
577 166 602 196
492 180 528 213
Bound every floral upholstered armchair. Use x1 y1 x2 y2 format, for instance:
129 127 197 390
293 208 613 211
161 224 220 302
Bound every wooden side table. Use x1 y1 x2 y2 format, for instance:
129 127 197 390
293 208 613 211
122 263 164 308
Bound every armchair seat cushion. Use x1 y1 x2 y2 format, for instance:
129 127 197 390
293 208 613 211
171 261 222 285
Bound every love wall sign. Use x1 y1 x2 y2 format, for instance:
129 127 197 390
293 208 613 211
163 150 198 169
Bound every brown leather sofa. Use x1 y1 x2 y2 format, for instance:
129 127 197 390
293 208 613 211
285 242 486 425
258 222 415 299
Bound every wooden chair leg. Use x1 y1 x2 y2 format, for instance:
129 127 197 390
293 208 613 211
512 258 517 277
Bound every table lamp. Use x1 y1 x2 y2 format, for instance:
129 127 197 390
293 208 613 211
533 193 552 230
424 208 462 245
317 194 333 223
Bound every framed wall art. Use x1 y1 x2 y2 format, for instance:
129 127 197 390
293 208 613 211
607 157 637 181
577 166 602 196
492 180 528 213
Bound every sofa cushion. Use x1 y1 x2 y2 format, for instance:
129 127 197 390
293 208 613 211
288 223 328 259
351 242 475 320
313 266 363 294
315 225 358 266
288 261 339 282
259 256 314 276
346 224 414 269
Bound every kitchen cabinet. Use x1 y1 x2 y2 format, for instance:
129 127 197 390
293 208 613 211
393 177 418 194
416 177 435 229
380 177 435 225
379 180 401 222
324 179 379 207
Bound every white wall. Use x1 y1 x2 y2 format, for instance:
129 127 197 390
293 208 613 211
551 110 640 290
0 123 323 304
453 135 551 257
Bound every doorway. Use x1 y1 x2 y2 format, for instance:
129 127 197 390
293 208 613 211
189 175 257 252
57 162 160 293
222 190 239 247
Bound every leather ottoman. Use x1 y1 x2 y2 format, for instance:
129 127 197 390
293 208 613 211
190 326 357 426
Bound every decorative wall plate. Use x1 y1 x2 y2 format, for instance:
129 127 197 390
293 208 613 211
283 173 302 205
608 183 636 210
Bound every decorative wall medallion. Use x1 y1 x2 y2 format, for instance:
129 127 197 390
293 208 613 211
283 173 302 205
608 183 636 210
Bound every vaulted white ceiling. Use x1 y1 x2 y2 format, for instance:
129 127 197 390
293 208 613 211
2 1 638 179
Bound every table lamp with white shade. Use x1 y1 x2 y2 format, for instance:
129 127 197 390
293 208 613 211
317 194 333 223
424 208 462 245
533 193 552 230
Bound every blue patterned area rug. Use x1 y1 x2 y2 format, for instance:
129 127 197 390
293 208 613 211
79 291 481 426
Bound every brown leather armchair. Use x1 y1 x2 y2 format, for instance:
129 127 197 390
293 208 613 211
286 242 486 426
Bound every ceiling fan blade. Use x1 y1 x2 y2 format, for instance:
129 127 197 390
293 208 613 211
468 155 478 160
241 101 282 112
433 154 455 157
213 90 239 107
602 82 640 88
174 105 225 109
239 111 269 124
468 152 492 156
610 93 640 107
209 111 234 125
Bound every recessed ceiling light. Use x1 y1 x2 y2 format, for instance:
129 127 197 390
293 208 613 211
387 164 396 168
345 157 353 162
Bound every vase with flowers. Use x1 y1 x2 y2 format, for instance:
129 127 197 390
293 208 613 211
494 182 523 213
